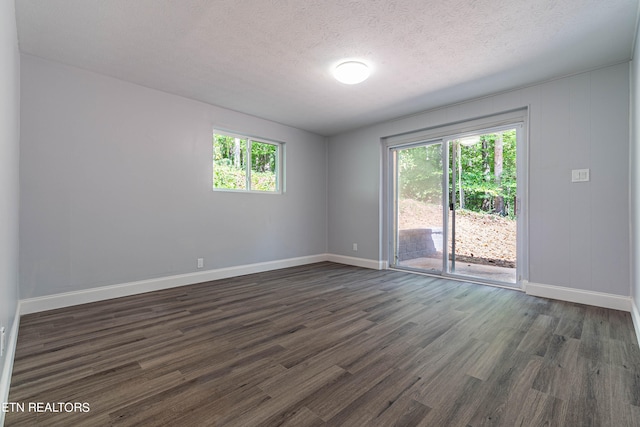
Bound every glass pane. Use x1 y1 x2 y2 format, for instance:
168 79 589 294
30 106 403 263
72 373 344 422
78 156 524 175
213 134 247 190
250 141 278 192
448 130 517 284
395 143 444 272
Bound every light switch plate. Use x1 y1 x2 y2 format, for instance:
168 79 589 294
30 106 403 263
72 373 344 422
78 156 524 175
571 169 590 182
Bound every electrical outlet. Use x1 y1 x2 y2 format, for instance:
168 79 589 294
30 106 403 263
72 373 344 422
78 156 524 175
353 243 358 251
1 327 5 358
197 258 204 269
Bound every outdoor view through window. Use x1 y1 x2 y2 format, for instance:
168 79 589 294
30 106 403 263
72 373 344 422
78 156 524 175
394 128 518 285
213 132 280 193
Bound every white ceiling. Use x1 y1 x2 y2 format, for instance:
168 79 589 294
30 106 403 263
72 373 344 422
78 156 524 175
15 0 640 136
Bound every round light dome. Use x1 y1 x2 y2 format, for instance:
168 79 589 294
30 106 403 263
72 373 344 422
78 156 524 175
333 61 370 84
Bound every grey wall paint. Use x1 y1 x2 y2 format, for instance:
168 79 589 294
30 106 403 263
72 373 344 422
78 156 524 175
328 62 630 296
16 51 633 300
19 55 328 299
0 0 20 379
631 30 640 310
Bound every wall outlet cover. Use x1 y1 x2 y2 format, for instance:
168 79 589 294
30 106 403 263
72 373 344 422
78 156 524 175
571 168 590 182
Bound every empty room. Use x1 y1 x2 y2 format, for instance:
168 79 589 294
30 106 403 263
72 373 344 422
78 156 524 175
3 0 640 425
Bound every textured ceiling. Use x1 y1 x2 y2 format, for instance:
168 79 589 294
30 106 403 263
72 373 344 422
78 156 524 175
15 0 640 136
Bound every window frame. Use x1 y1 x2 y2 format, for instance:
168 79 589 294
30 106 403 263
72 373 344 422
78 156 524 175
212 129 284 194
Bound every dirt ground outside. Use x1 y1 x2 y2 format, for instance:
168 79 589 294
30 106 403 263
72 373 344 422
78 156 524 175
398 199 516 268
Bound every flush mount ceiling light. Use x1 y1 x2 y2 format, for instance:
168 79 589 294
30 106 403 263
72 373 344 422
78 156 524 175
333 61 370 84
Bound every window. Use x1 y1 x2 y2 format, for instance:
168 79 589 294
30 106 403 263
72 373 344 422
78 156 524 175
213 131 282 193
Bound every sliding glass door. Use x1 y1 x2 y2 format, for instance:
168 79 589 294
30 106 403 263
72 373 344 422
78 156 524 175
445 128 518 284
390 124 522 287
392 141 445 274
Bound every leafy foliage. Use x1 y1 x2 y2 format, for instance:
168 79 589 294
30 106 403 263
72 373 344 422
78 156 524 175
213 134 278 192
398 130 517 218
398 144 443 204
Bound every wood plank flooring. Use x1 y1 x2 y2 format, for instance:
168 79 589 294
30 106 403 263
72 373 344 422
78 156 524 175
6 262 640 426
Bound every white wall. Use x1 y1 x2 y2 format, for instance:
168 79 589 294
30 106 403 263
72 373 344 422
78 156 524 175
19 55 328 299
329 62 630 296
0 0 20 404
631 29 640 323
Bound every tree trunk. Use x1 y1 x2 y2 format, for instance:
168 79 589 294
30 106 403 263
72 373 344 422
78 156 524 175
481 138 491 211
493 134 504 215
234 138 241 168
457 142 464 209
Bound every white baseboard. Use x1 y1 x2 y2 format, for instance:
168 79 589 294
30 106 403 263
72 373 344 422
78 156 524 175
326 254 388 270
20 254 329 315
0 303 21 427
525 281 632 312
20 254 390 315
17 258 635 317
631 299 640 345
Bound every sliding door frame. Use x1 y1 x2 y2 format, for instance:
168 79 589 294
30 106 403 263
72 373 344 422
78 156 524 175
390 138 446 273
441 123 525 287
383 108 529 289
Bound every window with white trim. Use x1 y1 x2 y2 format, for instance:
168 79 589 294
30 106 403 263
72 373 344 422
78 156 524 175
213 130 283 193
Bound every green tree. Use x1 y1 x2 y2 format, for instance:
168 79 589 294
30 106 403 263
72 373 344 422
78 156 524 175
213 134 278 192
398 130 517 218
452 130 517 217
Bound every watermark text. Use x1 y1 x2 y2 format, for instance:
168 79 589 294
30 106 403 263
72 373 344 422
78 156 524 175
2 402 90 413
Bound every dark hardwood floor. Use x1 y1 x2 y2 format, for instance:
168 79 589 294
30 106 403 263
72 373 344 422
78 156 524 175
6 262 640 426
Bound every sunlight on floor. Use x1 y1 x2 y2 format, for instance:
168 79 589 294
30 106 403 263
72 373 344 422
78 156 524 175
399 256 516 284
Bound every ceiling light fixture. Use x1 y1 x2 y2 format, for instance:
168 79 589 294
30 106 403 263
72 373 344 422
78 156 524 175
333 61 370 84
